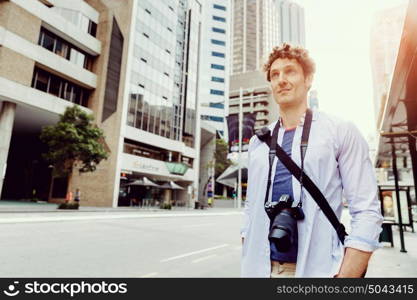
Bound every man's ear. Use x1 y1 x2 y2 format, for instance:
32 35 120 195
305 74 314 90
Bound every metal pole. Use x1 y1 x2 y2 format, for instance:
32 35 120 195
234 181 237 209
238 87 243 209
391 139 407 252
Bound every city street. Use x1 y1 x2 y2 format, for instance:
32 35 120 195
0 207 416 277
0 210 242 277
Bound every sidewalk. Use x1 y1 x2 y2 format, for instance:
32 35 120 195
341 208 417 277
0 200 242 224
0 200 179 213
367 227 417 277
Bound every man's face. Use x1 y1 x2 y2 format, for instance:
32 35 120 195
269 58 312 108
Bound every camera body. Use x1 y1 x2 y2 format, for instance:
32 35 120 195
265 194 305 252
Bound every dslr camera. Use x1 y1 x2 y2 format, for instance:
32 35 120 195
265 194 305 252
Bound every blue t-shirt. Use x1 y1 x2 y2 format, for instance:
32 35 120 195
270 128 298 263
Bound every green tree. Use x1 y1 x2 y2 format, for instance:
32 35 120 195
214 138 232 178
40 105 109 178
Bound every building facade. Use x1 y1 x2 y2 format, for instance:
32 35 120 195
198 0 231 139
228 0 305 131
231 0 282 74
370 4 407 130
0 0 203 207
278 0 305 46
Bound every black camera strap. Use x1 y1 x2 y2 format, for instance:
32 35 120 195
263 109 312 207
256 109 347 244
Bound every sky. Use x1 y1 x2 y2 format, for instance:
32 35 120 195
292 0 409 140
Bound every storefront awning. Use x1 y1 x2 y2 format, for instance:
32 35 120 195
159 181 185 190
124 177 161 187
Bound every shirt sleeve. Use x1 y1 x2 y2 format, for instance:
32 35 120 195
337 121 383 252
240 135 257 239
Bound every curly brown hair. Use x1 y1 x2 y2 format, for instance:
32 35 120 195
263 43 316 82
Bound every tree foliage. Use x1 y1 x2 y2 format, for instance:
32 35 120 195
214 138 232 178
40 105 109 177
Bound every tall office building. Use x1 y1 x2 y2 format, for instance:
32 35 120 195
370 4 407 129
229 0 305 131
198 0 231 138
278 0 305 46
231 0 281 74
0 0 203 207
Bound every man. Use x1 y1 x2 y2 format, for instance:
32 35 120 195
241 43 383 278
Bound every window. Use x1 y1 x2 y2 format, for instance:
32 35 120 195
40 30 55 51
209 102 224 109
211 76 224 83
49 75 61 97
213 4 226 11
212 27 225 34
211 64 225 70
38 28 93 70
31 67 90 107
33 69 49 92
88 20 97 37
210 89 224 96
70 49 86 68
213 16 226 22
211 39 225 46
202 115 224 122
211 51 225 58
54 39 69 59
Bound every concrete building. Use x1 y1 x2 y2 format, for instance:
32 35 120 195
0 0 204 207
278 0 305 46
231 0 281 74
198 0 231 139
228 0 305 131
370 4 407 130
229 71 278 131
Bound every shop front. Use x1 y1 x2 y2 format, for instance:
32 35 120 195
118 153 195 208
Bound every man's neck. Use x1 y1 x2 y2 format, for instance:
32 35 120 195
279 103 307 129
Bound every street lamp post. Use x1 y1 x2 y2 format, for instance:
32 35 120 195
238 88 243 209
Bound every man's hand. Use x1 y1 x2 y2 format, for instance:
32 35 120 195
335 247 372 278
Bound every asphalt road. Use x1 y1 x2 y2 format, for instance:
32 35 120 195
0 212 243 277
1 208 416 278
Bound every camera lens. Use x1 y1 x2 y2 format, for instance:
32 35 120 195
268 210 296 252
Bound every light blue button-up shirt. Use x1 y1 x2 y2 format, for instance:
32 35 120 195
241 110 383 277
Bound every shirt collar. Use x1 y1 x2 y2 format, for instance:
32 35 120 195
278 109 318 127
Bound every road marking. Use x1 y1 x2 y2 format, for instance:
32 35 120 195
140 272 158 278
192 254 217 263
160 244 229 263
